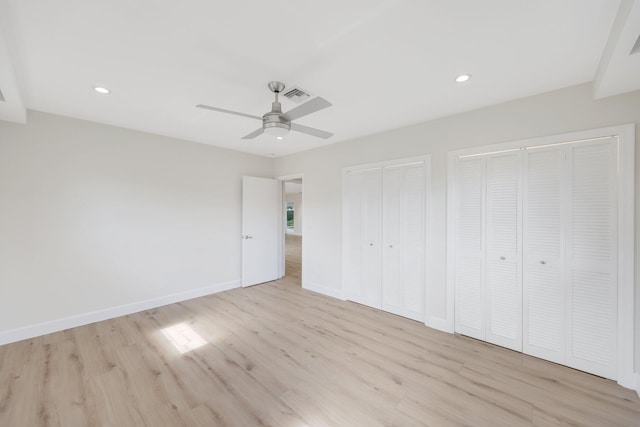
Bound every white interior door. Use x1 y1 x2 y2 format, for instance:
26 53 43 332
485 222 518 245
242 176 280 287
382 162 426 321
454 156 486 340
401 163 426 320
382 166 402 312
361 169 383 308
565 139 617 379
523 147 566 364
344 171 365 302
485 152 522 351
344 168 382 309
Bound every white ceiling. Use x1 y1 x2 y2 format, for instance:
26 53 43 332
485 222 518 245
1 0 638 158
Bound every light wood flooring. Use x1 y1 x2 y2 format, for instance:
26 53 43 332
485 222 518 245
285 233 301 284
1 237 639 426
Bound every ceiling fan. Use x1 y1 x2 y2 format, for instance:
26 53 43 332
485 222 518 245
196 81 333 140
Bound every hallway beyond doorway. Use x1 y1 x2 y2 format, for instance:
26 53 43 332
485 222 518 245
285 234 301 285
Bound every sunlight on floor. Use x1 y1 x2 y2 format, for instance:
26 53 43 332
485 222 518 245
161 322 207 354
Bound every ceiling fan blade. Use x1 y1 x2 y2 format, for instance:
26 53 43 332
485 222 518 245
281 97 332 121
242 128 265 139
196 104 262 121
291 123 334 139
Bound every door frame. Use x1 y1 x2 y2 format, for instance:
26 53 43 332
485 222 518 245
446 123 635 389
277 173 304 280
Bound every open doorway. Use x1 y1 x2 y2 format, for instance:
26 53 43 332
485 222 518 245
282 177 302 285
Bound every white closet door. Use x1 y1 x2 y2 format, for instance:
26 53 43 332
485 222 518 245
523 147 566 364
382 166 403 312
454 157 486 340
382 162 426 321
400 162 426 320
345 168 382 309
566 139 617 379
485 152 522 351
344 171 365 303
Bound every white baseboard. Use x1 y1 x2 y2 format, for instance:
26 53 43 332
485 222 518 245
427 315 454 333
635 373 640 399
0 280 240 346
302 281 345 300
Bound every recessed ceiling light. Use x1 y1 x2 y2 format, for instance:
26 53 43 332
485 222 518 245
276 136 284 140
93 86 110 94
455 74 471 83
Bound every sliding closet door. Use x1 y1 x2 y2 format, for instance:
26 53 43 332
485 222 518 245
523 147 566 364
566 139 617 378
454 156 486 340
382 162 426 321
485 152 522 351
344 168 382 309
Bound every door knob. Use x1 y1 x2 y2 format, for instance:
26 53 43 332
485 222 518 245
389 245 393 248
540 260 546 264
243 235 253 240
500 256 506 260
369 243 374 246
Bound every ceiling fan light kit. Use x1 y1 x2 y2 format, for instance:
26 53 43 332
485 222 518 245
197 81 333 140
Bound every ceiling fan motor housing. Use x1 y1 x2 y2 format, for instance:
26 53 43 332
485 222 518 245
263 100 291 135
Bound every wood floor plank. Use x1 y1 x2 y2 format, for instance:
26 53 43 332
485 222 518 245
0 234 638 426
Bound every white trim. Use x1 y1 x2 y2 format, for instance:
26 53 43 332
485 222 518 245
302 281 346 300
341 166 351 302
342 156 431 173
0 280 240 346
448 125 632 158
424 156 433 329
635 373 640 399
445 152 457 332
446 123 635 389
616 125 635 389
276 173 305 182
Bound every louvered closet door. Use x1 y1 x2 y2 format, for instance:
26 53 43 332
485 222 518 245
382 162 426 321
454 157 486 340
344 169 382 309
485 152 522 351
566 139 617 379
523 147 566 364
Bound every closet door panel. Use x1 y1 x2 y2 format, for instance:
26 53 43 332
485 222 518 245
485 152 522 351
382 162 426 321
523 148 565 364
344 169 382 309
401 163 426 319
382 166 403 310
454 157 485 339
361 169 382 308
566 140 617 379
344 171 364 302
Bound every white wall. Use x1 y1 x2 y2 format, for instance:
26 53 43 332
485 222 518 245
285 192 303 236
274 83 640 370
0 111 273 340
